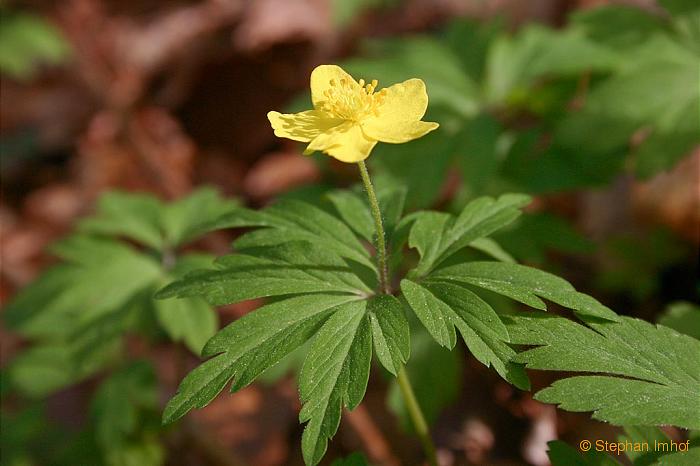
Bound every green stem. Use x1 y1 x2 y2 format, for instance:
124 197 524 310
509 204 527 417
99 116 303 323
397 367 438 466
357 160 389 294
357 161 438 466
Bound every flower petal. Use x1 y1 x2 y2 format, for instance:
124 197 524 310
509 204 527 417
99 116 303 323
268 110 342 143
310 64 359 108
306 122 377 163
361 78 438 143
362 120 439 143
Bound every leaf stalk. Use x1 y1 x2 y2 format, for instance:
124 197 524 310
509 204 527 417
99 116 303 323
357 160 438 466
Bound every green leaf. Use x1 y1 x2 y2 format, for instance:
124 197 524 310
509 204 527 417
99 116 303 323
547 440 621 466
468 237 516 263
401 279 528 388
650 447 700 466
387 327 461 430
157 241 370 306
7 341 119 397
409 194 531 277
330 452 371 466
299 300 371 466
344 36 480 117
494 212 593 264
0 12 71 79
618 426 671 465
659 0 700 15
508 313 700 429
80 188 236 249
369 126 457 210
368 295 409 375
4 236 161 339
326 190 375 242
400 279 456 349
428 261 618 320
91 362 158 450
579 34 699 177
162 294 360 424
571 5 665 51
155 297 217 355
427 282 528 389
330 0 394 27
456 115 504 194
79 192 164 250
326 185 406 244
484 25 616 104
161 187 237 247
154 254 219 354
658 302 700 340
212 199 375 270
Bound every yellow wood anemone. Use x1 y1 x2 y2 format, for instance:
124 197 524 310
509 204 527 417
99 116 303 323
268 65 439 163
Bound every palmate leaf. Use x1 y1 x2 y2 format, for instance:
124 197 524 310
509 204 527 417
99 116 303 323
367 295 410 376
428 261 619 320
326 185 406 243
209 199 376 271
80 188 236 250
159 237 378 464
299 301 371 465
400 279 528 389
156 241 371 305
4 236 162 339
398 193 612 389
507 313 700 429
155 254 219 354
408 193 532 277
90 361 158 450
163 294 362 424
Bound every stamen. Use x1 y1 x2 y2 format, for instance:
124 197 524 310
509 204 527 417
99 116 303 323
322 75 384 121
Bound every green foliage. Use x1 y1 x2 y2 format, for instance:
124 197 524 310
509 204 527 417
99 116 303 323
330 452 371 466
508 313 700 429
158 191 634 464
3 188 236 465
547 440 620 466
386 327 462 429
547 426 700 466
0 9 70 79
91 362 163 465
658 301 700 340
6 5 698 465
332 5 700 208
5 190 232 388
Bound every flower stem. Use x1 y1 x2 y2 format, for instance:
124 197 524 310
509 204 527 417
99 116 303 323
397 367 438 466
357 160 389 294
356 161 438 466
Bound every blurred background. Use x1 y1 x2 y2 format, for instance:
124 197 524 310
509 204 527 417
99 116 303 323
1 0 698 465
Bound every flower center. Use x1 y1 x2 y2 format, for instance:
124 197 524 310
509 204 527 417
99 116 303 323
321 78 386 121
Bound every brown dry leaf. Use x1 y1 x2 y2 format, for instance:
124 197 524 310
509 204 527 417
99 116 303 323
244 151 319 201
24 184 85 229
192 384 297 466
632 149 700 243
234 0 331 52
77 107 195 198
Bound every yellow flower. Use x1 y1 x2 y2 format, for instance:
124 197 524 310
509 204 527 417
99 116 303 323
267 64 439 163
